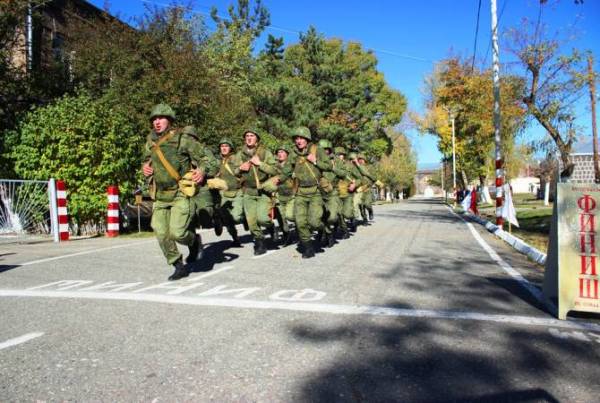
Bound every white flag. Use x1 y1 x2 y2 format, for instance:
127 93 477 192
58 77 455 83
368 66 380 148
501 184 519 227
461 190 472 212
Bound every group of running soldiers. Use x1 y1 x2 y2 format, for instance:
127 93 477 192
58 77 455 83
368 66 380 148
142 104 377 281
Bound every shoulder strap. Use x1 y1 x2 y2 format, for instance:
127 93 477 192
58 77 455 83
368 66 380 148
152 130 181 182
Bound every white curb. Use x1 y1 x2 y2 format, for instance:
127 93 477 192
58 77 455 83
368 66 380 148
461 211 547 265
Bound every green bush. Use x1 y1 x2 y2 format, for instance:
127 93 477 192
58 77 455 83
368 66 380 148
9 91 143 230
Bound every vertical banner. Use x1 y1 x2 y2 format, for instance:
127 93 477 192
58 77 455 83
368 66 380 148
106 186 120 237
544 183 600 319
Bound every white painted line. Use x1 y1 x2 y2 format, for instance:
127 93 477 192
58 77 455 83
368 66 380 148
446 206 546 305
0 332 44 351
186 265 235 282
20 240 156 267
1 289 598 332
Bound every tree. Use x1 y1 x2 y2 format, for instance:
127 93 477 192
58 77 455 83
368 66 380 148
375 131 416 196
7 91 141 230
504 5 590 177
252 26 407 155
414 57 526 190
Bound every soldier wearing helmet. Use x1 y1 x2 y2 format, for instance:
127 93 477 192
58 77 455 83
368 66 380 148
336 147 361 233
273 143 295 245
236 128 278 255
215 137 244 247
282 127 332 258
356 153 377 222
142 104 218 281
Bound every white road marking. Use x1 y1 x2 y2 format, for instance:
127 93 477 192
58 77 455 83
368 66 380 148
0 332 44 351
20 240 156 267
1 288 599 332
446 206 546 305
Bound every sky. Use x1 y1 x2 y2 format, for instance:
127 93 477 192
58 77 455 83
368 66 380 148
89 0 600 167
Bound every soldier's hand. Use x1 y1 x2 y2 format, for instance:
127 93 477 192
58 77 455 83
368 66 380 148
191 169 204 184
250 155 262 166
240 161 251 172
307 153 317 164
142 162 153 177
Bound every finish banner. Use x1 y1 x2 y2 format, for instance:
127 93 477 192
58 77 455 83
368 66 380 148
544 183 600 319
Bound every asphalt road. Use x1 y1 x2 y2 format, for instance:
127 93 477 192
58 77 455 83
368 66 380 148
0 198 599 402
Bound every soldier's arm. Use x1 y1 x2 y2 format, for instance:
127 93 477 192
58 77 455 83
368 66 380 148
257 149 278 176
314 147 332 172
332 160 348 179
181 134 216 175
357 164 376 181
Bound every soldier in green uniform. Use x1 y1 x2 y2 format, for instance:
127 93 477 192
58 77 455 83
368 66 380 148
273 143 295 246
333 146 358 238
284 127 332 258
141 104 216 281
317 139 346 247
349 151 368 227
216 138 243 247
183 126 219 236
357 154 376 222
237 129 278 255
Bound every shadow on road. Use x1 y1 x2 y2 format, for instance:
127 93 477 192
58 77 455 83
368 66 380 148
290 314 595 402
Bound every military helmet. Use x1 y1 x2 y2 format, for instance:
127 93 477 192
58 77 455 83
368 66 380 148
243 128 261 140
334 146 347 155
150 103 176 121
318 139 333 150
348 152 358 160
219 137 234 148
275 143 290 154
291 126 311 141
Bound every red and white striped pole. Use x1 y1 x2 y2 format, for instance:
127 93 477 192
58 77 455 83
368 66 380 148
56 180 69 241
107 185 119 237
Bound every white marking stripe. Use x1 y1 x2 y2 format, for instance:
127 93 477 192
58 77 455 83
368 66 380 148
59 224 69 232
107 195 119 203
58 207 67 215
19 240 155 266
446 206 547 306
0 332 44 351
107 223 119 231
57 191 67 199
107 210 119 218
0 289 598 332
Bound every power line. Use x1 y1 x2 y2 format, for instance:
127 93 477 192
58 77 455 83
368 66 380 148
471 0 482 72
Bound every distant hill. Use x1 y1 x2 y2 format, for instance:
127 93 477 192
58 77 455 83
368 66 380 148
417 162 441 172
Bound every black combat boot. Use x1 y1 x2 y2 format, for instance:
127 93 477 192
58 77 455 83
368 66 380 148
367 207 374 221
254 238 267 256
341 227 350 239
231 234 242 247
349 218 357 233
282 231 293 246
213 213 223 236
301 241 315 259
168 259 189 281
185 234 203 264
324 232 335 248
267 225 279 243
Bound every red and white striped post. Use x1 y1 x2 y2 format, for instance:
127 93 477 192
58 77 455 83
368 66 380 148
56 180 69 241
107 185 119 237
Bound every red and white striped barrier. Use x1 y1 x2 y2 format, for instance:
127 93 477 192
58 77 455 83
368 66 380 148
107 185 119 237
56 180 69 241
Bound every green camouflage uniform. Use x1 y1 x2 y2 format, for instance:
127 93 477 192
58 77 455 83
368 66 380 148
274 148 295 236
236 144 278 242
284 132 332 247
357 158 376 219
217 141 244 241
144 128 216 265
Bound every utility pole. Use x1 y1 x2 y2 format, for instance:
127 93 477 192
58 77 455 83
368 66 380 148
588 55 599 183
491 0 504 228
